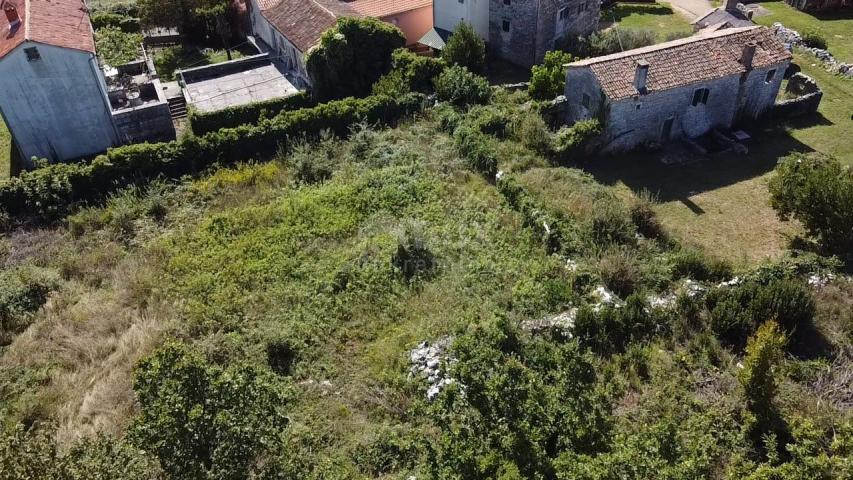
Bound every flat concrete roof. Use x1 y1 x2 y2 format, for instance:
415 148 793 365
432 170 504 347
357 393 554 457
184 63 299 113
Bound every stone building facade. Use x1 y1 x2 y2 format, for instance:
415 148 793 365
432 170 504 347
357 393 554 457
564 26 791 153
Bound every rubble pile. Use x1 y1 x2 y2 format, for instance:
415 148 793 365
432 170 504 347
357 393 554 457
409 337 456 401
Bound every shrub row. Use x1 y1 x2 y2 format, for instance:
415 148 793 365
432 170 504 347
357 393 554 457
553 119 602 163
453 125 499 179
0 94 425 219
188 92 316 136
497 174 577 254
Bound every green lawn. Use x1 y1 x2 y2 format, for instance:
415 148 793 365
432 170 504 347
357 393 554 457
602 2 694 41
754 1 853 63
153 44 253 81
0 117 10 180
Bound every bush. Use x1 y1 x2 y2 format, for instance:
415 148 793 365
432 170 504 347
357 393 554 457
392 220 436 282
739 321 787 441
573 294 660 354
769 153 853 254
188 92 316 135
669 248 732 282
529 51 574 100
435 65 491 107
95 27 144 66
585 202 635 247
466 105 511 138
372 49 446 97
0 266 60 345
91 12 141 33
706 279 815 348
441 22 486 74
553 119 601 162
598 249 641 298
129 343 290 480
0 93 424 220
801 30 828 50
629 190 668 240
307 17 406 101
510 110 553 155
454 125 499 178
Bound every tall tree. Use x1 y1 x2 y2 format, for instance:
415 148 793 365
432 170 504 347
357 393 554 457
441 23 486 74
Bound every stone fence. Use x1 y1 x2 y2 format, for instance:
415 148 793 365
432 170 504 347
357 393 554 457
773 73 823 119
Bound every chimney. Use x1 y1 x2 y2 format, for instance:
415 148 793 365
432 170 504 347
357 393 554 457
4 2 20 29
634 60 649 94
741 42 757 70
725 0 738 11
747 10 754 20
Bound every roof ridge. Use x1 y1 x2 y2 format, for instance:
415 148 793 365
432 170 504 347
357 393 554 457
567 25 761 67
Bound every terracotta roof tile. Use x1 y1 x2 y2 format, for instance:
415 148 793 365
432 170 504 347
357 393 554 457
0 0 95 59
349 0 432 17
260 0 361 52
569 26 791 101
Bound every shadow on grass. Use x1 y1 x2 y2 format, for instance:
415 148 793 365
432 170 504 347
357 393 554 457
810 8 853 21
606 3 676 21
784 111 835 128
582 129 814 203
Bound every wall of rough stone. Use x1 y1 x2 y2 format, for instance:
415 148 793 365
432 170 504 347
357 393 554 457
773 72 823 119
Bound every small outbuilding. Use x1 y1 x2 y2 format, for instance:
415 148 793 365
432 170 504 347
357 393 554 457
564 26 792 153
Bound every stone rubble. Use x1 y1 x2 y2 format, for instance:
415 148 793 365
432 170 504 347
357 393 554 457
592 285 624 311
409 337 456 401
807 272 836 289
772 23 853 79
522 308 578 336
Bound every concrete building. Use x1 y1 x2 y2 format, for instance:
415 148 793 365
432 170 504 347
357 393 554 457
0 0 120 165
421 0 600 67
785 0 851 12
564 26 792 153
246 0 432 86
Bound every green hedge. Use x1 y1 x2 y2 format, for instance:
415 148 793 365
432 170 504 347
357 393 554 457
0 93 425 219
188 92 317 136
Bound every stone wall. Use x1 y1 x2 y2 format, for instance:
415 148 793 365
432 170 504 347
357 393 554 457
773 72 823 119
772 23 853 79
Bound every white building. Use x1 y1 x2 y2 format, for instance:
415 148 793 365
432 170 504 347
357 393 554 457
0 0 119 165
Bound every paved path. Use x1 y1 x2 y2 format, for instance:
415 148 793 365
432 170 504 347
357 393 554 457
666 0 714 21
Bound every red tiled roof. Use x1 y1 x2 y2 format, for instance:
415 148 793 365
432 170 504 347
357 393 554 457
568 26 792 101
260 0 361 52
349 0 432 17
0 0 95 60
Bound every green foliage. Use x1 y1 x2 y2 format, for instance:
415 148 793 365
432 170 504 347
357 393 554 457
801 30 828 50
129 343 290 480
553 119 601 162
585 202 635 247
0 426 160 480
435 66 492 107
441 22 486 74
0 93 424 220
706 279 815 348
350 426 417 477
91 12 142 33
573 295 664 354
769 153 853 254
454 125 499 179
307 17 406 101
372 49 447 97
188 92 316 135
564 28 658 57
426 319 611 478
95 27 144 66
392 220 437 282
738 321 786 442
0 266 59 345
498 174 576 254
669 248 733 282
529 50 574 100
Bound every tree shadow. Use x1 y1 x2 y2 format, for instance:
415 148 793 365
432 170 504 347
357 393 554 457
784 111 834 128
810 8 853 21
581 129 815 203
606 3 677 21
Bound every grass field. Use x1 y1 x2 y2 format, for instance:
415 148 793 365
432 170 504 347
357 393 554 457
754 1 853 63
602 2 694 41
585 57 852 267
0 117 10 180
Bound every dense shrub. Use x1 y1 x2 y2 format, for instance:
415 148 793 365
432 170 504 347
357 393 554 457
372 49 447 97
769 153 853 254
441 22 486 74
669 248 733 282
91 12 142 33
351 426 417 476
738 321 787 443
0 93 424 220
706 279 816 347
553 119 601 162
801 30 828 50
426 319 611 478
454 125 499 179
466 105 512 138
307 17 405 101
0 266 60 345
129 343 290 480
498 174 577 254
188 92 315 135
510 109 554 155
529 50 574 100
392 220 436 282
573 295 662 354
434 65 491 107
628 190 668 240
598 249 641 298
95 27 144 66
585 202 636 247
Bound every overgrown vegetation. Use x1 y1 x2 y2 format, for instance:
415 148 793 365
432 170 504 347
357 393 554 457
95 27 144 67
529 51 574 101
441 22 486 74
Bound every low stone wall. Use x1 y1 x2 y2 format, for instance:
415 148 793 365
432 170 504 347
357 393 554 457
772 23 853 79
773 72 823 119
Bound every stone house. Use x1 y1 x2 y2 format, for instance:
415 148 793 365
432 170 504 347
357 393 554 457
422 0 599 67
246 0 433 86
785 0 852 12
563 26 791 153
692 0 754 31
0 0 120 164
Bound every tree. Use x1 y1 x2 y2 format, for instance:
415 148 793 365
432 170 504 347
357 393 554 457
307 17 406 101
434 65 491 107
769 153 853 254
129 343 290 480
738 321 787 442
95 27 144 67
442 23 486 74
136 0 231 44
529 50 574 100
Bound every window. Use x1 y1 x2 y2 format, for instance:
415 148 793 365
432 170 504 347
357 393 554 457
577 5 584 14
25 47 40 62
502 19 510 32
691 87 710 106
765 69 776 83
582 93 591 109
504 0 511 5
559 7 569 20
